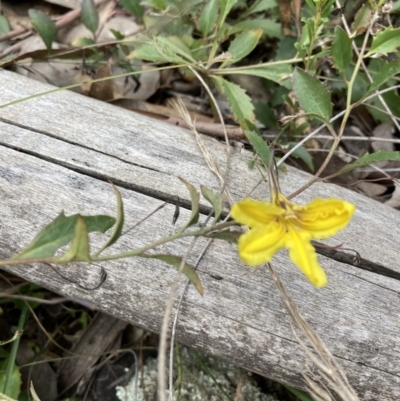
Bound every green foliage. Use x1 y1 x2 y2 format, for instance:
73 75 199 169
119 0 145 18
366 27 400 56
199 0 218 37
369 60 400 92
14 213 115 259
28 9 56 51
292 68 332 122
81 0 99 34
337 151 400 176
244 129 271 168
0 359 21 399
332 26 352 72
0 16 10 35
178 177 200 231
201 186 224 223
140 254 204 295
223 29 263 66
212 76 255 123
287 143 314 171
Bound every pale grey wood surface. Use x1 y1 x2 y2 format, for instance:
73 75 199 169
1 70 400 399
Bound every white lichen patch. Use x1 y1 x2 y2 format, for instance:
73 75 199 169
116 347 279 401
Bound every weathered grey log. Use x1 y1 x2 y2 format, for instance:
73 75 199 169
0 69 399 400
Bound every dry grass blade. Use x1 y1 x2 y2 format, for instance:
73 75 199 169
266 262 361 401
171 97 235 207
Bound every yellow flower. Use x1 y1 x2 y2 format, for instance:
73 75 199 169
231 194 356 287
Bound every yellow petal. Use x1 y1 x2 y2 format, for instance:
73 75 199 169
231 198 283 228
286 224 327 287
294 198 355 239
238 220 286 266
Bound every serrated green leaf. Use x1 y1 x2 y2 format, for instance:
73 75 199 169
141 253 203 295
205 230 241 243
14 213 115 259
369 60 400 92
199 0 218 36
337 151 400 175
95 184 124 256
0 16 10 35
332 26 352 72
228 64 292 89
222 29 262 67
200 185 224 223
287 143 314 171
178 177 200 231
57 216 91 263
219 0 237 29
366 27 400 56
120 0 144 18
28 9 56 51
232 19 281 38
212 76 255 123
292 67 332 121
81 0 99 34
244 130 271 167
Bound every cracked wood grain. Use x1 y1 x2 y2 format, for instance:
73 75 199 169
0 70 400 399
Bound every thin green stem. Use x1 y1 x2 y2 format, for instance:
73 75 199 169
3 303 29 395
91 220 236 263
209 57 303 74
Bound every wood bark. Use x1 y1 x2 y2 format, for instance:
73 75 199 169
0 70 399 399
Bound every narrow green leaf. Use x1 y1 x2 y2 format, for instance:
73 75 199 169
81 0 99 34
218 0 237 29
205 230 241 243
0 16 10 35
178 177 200 231
28 9 56 51
140 253 204 295
14 213 115 259
247 0 278 14
127 44 170 63
231 19 282 39
332 26 352 72
212 76 255 123
337 151 400 175
352 2 373 36
366 27 400 56
369 60 400 92
222 29 262 67
0 359 21 400
95 184 124 255
229 64 293 89
57 216 91 263
148 0 166 9
120 0 144 18
304 0 317 15
244 130 271 167
199 0 218 36
292 67 332 121
200 186 224 223
287 143 314 171
156 36 195 62
284 385 313 401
